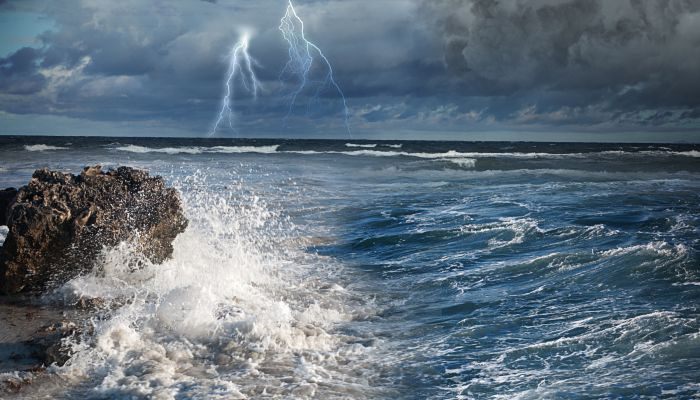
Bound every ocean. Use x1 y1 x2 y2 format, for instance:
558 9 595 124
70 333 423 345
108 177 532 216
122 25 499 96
0 136 699 399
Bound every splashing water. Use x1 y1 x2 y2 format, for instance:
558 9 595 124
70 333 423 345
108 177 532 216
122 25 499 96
37 170 385 399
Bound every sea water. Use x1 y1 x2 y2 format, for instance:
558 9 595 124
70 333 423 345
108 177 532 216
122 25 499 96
0 136 698 399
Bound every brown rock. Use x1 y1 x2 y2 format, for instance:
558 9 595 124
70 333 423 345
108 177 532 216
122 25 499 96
0 166 188 294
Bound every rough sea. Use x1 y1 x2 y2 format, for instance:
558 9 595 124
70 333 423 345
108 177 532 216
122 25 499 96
0 136 699 399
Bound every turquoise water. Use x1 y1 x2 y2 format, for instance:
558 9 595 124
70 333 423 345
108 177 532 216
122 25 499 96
1 137 699 399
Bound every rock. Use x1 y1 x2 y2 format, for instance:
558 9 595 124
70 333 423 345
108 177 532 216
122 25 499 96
0 166 188 294
0 188 17 225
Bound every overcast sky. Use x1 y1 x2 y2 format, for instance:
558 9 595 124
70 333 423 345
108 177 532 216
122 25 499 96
1 0 699 141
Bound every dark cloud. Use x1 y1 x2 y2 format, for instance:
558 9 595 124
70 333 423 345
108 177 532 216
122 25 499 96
421 0 700 113
0 47 46 94
0 0 699 138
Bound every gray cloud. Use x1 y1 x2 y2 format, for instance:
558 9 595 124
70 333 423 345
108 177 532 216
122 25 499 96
421 0 700 124
0 0 699 138
0 47 46 94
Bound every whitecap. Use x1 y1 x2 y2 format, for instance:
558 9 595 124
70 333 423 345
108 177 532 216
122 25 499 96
209 145 280 154
444 158 477 168
114 144 280 155
24 144 69 151
114 144 203 154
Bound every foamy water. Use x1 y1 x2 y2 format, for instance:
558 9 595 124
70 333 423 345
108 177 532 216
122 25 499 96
1 137 699 398
33 171 386 399
24 144 70 152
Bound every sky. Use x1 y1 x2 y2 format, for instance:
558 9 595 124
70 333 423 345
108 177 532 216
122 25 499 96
1 0 699 142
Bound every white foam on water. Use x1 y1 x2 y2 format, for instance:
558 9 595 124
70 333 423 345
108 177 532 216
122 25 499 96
446 310 697 399
114 144 203 154
108 144 698 161
444 158 477 168
209 145 280 154
674 150 700 157
24 144 69 152
459 217 543 250
47 173 384 399
113 145 280 155
283 148 700 160
599 241 688 258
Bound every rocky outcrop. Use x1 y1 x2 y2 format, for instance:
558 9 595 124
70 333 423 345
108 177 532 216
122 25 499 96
0 166 188 294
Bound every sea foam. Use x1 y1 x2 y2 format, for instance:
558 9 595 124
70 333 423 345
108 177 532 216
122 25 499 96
53 171 381 398
24 144 69 151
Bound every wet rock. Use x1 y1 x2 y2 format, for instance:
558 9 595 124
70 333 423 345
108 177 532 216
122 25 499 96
36 320 79 366
0 296 82 372
0 166 188 294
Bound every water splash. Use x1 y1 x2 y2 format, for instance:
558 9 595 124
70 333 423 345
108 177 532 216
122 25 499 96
48 169 382 398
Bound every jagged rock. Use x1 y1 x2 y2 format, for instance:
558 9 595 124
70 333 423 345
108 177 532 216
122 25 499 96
0 166 188 294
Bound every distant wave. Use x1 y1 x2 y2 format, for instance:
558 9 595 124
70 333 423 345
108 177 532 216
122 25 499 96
345 143 403 149
445 158 477 168
111 144 699 160
210 145 279 154
291 149 700 160
24 144 69 152
114 145 279 154
286 149 532 159
675 150 700 157
115 145 203 154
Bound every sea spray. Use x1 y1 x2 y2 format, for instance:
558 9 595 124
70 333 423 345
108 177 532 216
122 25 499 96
49 170 384 398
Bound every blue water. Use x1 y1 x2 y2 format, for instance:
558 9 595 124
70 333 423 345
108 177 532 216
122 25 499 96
1 136 699 399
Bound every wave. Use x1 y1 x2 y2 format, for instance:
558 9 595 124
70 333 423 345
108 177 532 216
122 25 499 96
48 173 381 398
286 149 482 159
108 143 699 160
674 150 700 157
114 144 203 154
345 143 403 149
114 144 279 155
24 144 69 151
599 241 689 258
285 149 700 160
444 158 477 168
210 145 279 154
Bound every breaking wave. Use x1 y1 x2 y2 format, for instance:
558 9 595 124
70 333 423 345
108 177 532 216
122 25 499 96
114 145 280 155
24 144 69 152
108 144 700 161
47 172 383 398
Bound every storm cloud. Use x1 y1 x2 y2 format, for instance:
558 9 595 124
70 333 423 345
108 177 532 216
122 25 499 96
0 0 699 139
421 0 700 126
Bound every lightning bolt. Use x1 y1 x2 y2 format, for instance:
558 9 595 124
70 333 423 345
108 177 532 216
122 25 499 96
279 0 351 135
209 32 261 137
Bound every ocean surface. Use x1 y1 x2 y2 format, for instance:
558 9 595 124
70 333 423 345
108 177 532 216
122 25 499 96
0 136 699 399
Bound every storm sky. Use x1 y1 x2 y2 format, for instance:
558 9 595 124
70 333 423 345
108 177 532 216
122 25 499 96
1 0 699 141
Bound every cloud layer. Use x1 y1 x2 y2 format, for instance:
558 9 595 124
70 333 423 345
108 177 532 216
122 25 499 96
0 0 699 139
